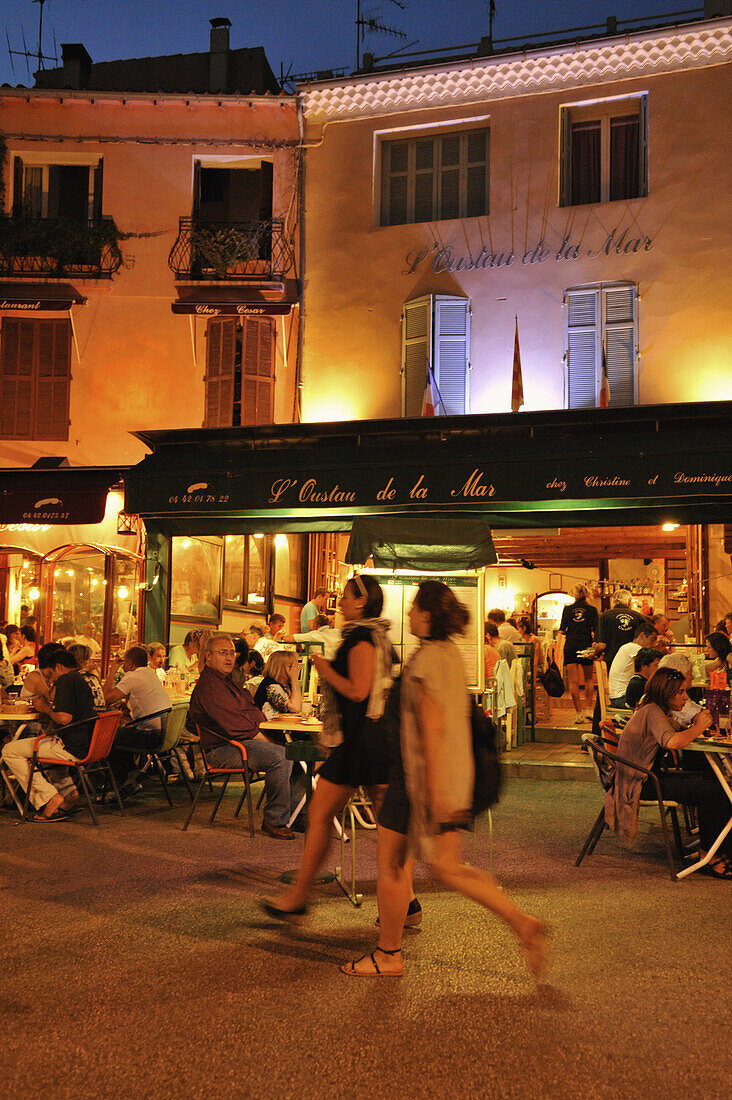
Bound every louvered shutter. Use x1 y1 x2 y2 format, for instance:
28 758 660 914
603 285 637 407
559 108 571 207
434 296 470 415
204 319 235 427
638 94 649 198
402 296 432 416
241 317 275 425
34 321 71 439
192 160 202 217
565 289 598 408
12 157 23 217
92 159 104 222
0 319 33 438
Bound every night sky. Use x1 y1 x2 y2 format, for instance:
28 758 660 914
2 0 699 89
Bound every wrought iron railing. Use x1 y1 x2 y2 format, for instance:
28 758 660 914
168 217 295 281
0 216 123 279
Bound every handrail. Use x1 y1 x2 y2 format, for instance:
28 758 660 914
168 216 295 281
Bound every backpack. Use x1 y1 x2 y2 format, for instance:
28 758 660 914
471 703 502 814
539 659 565 698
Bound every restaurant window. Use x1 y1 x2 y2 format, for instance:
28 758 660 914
564 283 638 408
380 127 489 226
223 534 271 611
12 155 102 222
170 537 222 622
401 295 471 416
0 318 71 440
559 96 648 207
204 318 275 428
273 533 308 604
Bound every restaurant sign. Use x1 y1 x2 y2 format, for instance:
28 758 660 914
171 301 292 316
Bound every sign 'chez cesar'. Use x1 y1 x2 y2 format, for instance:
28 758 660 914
403 224 653 275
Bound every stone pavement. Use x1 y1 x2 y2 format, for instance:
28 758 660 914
0 778 728 1099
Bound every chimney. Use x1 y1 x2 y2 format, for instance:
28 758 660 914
61 43 92 89
209 17 231 93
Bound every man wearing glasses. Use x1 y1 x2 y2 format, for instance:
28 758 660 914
188 633 297 839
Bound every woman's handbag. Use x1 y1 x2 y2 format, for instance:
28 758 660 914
471 703 502 814
539 659 565 698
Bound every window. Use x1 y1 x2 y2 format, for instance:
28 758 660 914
559 96 647 206
564 284 638 408
204 318 275 428
170 537 223 622
381 128 489 226
401 295 470 416
0 318 71 439
223 534 271 610
12 156 102 222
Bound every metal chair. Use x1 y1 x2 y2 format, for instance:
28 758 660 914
576 733 683 880
181 726 254 835
144 703 193 804
22 711 125 826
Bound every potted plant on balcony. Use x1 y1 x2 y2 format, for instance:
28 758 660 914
192 223 260 278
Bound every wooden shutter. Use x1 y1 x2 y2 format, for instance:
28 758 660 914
35 321 71 439
401 296 432 416
565 289 598 408
12 157 24 217
192 159 202 217
434 296 470 415
559 108 571 207
204 319 236 427
638 94 649 198
0 319 34 438
603 285 637 407
241 317 274 425
92 159 104 222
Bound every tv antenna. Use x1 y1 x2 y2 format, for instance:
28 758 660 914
486 1 496 50
356 1 407 71
6 0 57 82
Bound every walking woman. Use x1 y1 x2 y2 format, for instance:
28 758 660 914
342 580 549 979
262 574 408 920
558 583 598 723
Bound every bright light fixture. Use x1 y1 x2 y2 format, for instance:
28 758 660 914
274 533 288 550
117 587 129 600
662 523 680 532
29 586 40 600
253 532 264 539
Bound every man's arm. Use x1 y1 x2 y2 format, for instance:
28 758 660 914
103 658 126 704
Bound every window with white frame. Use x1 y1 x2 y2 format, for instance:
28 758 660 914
381 128 489 227
402 295 471 416
12 155 103 222
559 95 648 207
564 283 638 409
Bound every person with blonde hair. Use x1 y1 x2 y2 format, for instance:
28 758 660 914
253 649 301 720
558 583 598 723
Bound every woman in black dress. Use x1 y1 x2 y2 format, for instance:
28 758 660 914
558 583 598 723
262 574 396 921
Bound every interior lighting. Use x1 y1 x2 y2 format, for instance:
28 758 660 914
117 586 129 600
29 586 40 600
274 534 288 550
91 579 98 587
253 533 264 539
22 560 30 569
66 569 74 576
182 538 192 549
662 523 680 532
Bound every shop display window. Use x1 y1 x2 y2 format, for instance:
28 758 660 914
223 533 270 610
170 536 223 621
50 548 106 642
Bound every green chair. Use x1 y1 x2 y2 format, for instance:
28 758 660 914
147 703 194 804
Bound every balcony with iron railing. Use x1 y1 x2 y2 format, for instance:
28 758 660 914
0 216 123 279
168 218 295 282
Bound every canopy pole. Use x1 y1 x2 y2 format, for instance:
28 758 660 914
69 308 81 364
188 315 198 369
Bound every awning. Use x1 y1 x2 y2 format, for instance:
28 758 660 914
346 516 497 570
124 401 732 534
172 286 295 316
0 282 86 312
0 465 127 524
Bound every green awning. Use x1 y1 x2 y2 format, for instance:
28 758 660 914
346 516 497 570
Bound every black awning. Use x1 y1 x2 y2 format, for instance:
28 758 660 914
172 286 294 316
0 282 86 312
346 516 497 570
0 466 126 524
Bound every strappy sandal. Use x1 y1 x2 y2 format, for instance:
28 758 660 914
701 854 732 879
342 946 403 976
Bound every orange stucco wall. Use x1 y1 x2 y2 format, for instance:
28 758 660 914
0 90 300 467
300 58 732 421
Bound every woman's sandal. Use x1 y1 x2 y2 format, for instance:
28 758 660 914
700 854 732 879
260 898 309 925
520 920 552 983
342 946 403 976
376 898 422 929
33 809 69 823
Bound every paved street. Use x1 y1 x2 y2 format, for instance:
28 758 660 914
1 777 728 1099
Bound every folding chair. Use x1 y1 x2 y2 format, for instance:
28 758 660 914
575 733 683 880
181 726 254 835
22 711 125 826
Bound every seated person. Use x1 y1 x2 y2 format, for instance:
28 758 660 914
625 647 663 709
231 639 257 690
103 645 172 796
605 667 731 877
704 631 732 682
243 648 264 695
68 643 106 709
254 614 287 661
147 643 167 677
283 614 342 660
608 621 658 707
4 623 35 670
254 650 302 723
2 649 95 820
188 632 301 839
168 631 201 674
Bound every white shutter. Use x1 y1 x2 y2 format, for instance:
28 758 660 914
603 285 637 406
434 296 470 415
401 296 432 416
565 289 598 408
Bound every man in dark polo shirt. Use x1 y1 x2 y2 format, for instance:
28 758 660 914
188 632 298 839
596 589 649 669
2 649 95 821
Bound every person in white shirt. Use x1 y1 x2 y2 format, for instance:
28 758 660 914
254 614 287 661
283 614 342 660
658 652 702 727
608 622 658 705
487 609 522 644
168 631 200 673
76 622 101 659
103 646 172 798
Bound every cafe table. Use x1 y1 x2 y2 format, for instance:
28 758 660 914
0 707 39 813
675 735 732 880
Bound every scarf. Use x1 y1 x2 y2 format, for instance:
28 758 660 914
319 617 393 749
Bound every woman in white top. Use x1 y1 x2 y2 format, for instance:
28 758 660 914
343 580 550 980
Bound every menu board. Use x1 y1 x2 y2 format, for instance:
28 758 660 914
367 571 485 693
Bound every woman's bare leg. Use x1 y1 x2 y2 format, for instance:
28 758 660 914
366 783 417 906
271 778 352 910
344 824 409 975
566 663 582 715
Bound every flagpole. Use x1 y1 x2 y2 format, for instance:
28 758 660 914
427 362 448 415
